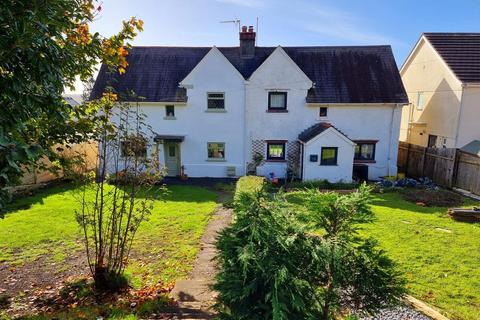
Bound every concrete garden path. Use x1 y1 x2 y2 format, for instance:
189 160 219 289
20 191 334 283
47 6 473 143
169 203 233 319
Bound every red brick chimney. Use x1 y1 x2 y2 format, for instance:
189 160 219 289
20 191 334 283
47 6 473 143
240 25 255 58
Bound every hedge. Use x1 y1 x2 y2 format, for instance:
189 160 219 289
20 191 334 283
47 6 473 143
234 176 265 200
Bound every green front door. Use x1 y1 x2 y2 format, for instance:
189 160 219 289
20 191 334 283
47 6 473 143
164 142 181 177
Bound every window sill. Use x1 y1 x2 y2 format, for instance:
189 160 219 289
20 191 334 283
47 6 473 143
266 159 287 163
205 109 227 113
163 116 176 120
266 109 288 113
320 164 338 166
354 160 376 164
206 158 226 162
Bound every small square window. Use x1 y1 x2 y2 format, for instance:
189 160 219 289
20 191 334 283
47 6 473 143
354 143 376 161
320 147 338 166
267 142 286 160
319 107 328 117
207 93 225 109
208 142 225 159
268 92 287 110
416 92 425 110
165 105 175 117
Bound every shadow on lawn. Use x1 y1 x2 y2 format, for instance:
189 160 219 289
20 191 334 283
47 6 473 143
370 191 478 215
5 182 218 218
5 182 79 215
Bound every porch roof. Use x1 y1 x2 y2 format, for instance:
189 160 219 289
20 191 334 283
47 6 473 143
298 122 352 143
154 135 185 142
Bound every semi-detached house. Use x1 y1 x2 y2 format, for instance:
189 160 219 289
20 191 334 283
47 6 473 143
91 26 408 182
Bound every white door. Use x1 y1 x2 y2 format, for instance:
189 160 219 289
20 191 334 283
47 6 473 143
164 142 180 176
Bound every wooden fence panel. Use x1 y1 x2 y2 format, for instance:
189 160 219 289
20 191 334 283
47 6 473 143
406 144 427 179
455 151 480 195
424 148 456 187
397 142 478 191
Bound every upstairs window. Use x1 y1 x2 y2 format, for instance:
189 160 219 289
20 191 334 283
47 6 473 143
319 107 328 117
416 92 425 110
267 142 286 160
208 142 225 160
165 105 175 118
320 147 338 166
207 93 225 109
354 142 376 161
268 92 287 111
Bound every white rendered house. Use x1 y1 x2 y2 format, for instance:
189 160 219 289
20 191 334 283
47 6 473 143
91 26 408 182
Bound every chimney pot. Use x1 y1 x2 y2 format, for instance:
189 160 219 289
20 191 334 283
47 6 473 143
248 26 254 32
241 25 248 32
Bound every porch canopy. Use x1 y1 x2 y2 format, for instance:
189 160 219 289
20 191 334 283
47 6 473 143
154 135 185 143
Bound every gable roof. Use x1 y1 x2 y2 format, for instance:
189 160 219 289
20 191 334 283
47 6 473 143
298 122 351 143
91 45 408 104
424 33 480 83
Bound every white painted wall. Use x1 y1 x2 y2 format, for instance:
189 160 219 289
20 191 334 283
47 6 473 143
400 37 463 147
245 47 402 180
105 47 246 178
303 128 355 182
104 46 404 181
456 86 480 148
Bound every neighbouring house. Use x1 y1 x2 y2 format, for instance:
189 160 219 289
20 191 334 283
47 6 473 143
91 26 407 182
400 33 480 149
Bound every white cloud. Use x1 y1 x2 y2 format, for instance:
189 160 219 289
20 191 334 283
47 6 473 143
296 3 403 46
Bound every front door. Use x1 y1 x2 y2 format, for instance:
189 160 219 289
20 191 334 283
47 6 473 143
164 142 181 176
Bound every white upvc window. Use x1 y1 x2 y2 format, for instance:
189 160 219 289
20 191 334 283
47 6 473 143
416 92 426 110
207 92 225 110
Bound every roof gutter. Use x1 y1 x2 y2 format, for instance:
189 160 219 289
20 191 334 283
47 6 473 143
463 82 480 88
305 102 406 107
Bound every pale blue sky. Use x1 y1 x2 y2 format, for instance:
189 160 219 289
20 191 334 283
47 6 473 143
91 0 479 65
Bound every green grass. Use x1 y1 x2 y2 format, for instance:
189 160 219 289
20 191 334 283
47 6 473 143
0 183 218 286
287 189 480 319
360 192 480 320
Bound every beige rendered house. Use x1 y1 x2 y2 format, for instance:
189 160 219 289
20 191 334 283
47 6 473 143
400 33 480 149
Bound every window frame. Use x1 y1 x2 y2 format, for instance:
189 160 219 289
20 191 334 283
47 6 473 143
266 142 286 161
207 142 226 160
416 91 425 110
354 142 376 162
268 92 288 111
207 92 225 110
165 105 175 118
320 147 338 166
319 107 328 117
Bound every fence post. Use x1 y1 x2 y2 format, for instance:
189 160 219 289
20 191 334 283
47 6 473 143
404 143 410 176
421 147 428 178
451 149 460 189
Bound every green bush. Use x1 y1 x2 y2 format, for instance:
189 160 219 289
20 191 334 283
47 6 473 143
215 185 405 319
214 192 325 319
234 176 265 201
287 179 359 191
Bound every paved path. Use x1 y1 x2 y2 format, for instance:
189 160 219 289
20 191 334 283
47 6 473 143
169 205 233 319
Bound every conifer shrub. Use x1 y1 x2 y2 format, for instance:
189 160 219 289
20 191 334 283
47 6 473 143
214 184 405 320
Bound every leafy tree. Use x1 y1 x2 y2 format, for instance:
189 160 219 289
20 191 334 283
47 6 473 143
0 0 143 215
75 92 163 290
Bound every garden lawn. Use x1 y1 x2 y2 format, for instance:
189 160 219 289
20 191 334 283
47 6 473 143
0 183 218 286
361 192 480 320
